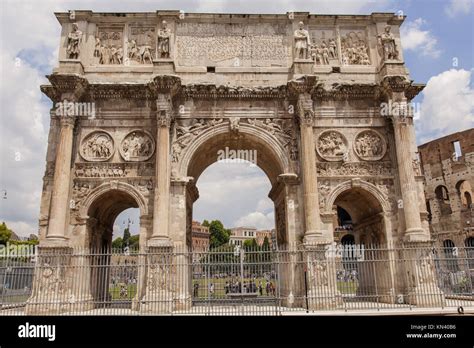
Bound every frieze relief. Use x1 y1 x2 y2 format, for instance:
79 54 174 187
120 131 155 162
353 130 387 161
317 162 392 177
74 163 155 178
316 130 348 162
80 131 114 162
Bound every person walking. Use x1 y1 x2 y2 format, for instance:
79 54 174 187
193 282 199 297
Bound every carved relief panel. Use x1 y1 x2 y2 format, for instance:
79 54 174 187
94 26 124 65
353 130 387 161
80 131 115 162
308 28 338 66
120 130 155 161
340 29 371 65
127 25 156 65
316 130 348 162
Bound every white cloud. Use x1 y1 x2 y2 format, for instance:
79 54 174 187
416 69 474 144
445 0 473 17
193 163 274 229
400 18 441 58
0 52 50 237
235 211 275 230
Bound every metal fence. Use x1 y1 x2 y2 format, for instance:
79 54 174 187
0 243 473 315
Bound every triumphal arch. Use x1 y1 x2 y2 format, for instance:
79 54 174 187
28 10 445 314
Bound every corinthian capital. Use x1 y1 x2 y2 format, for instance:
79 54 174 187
157 110 172 127
59 115 76 128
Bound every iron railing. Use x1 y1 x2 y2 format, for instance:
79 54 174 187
0 244 473 315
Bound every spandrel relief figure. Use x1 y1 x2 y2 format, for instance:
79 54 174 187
294 21 310 59
378 25 399 61
157 20 172 58
66 23 82 59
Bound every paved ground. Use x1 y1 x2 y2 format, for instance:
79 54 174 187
1 299 473 316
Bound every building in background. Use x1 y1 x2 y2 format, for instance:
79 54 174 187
229 227 256 246
418 128 474 251
191 221 210 251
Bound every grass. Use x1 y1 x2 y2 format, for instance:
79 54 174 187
337 280 358 294
192 277 276 299
109 284 137 300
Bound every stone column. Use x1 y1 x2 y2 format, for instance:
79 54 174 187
149 93 173 247
46 115 76 243
297 93 325 243
391 102 427 241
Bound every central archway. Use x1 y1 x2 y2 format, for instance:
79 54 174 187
170 123 303 309
176 124 296 248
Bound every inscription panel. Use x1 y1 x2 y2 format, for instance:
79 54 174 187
176 23 291 67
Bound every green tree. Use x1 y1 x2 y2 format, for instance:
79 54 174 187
129 235 139 250
0 222 12 245
112 237 123 250
243 238 258 249
202 220 210 227
262 236 270 250
123 227 131 247
208 220 230 249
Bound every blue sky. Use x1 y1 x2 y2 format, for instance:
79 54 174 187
0 0 472 238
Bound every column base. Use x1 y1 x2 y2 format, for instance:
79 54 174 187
174 295 192 311
147 237 173 248
303 231 330 245
40 237 69 248
406 285 446 307
404 228 429 242
139 290 175 314
307 288 343 310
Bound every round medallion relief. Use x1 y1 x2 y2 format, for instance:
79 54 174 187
316 130 348 162
80 131 115 162
353 130 387 161
120 130 155 161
